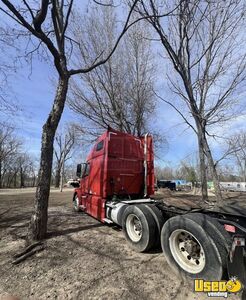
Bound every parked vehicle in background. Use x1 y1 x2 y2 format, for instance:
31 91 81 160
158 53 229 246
220 182 246 192
157 180 176 191
65 179 80 188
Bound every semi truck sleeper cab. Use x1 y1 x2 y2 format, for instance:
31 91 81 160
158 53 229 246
72 128 246 286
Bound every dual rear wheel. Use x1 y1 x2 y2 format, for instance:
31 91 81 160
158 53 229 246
122 206 231 280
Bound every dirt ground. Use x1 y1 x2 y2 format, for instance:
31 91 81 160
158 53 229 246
0 188 243 300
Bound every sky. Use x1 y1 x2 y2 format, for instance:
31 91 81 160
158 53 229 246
0 58 199 167
0 1 245 170
0 57 72 155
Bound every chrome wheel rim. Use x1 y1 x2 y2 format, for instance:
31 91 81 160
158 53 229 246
126 214 142 242
169 229 206 274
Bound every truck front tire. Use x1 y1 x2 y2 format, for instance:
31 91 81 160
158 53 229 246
122 204 157 252
73 194 81 212
161 214 227 280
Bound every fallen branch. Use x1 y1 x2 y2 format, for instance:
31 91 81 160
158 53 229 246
12 245 45 265
13 241 43 259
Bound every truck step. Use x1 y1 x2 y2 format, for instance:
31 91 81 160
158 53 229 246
106 203 116 208
103 218 114 224
121 199 154 204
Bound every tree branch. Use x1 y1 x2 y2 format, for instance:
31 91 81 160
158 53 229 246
155 92 197 134
33 0 49 32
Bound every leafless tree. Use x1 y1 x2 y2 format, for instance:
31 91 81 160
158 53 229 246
17 153 37 188
0 122 37 188
0 0 144 240
178 162 198 188
54 125 76 189
0 123 22 188
68 7 156 136
223 132 246 182
155 165 174 180
0 24 20 115
135 0 246 205
217 164 241 182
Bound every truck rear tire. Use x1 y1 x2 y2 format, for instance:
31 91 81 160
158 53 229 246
122 204 157 252
161 214 226 280
185 213 231 272
143 204 165 248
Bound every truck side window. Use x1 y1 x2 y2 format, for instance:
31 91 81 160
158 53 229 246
83 163 90 177
96 140 104 151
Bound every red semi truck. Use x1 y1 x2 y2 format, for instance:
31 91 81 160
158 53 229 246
73 128 246 284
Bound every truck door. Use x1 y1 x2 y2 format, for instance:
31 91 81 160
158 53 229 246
80 163 90 210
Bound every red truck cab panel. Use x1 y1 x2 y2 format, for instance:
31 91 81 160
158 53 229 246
75 128 154 222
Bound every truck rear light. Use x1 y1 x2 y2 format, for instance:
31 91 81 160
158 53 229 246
224 224 236 233
234 237 245 246
229 236 245 262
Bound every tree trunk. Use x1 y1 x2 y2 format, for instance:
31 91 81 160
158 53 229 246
203 136 223 206
29 76 69 241
32 174 36 187
244 159 246 183
20 167 24 188
9 171 16 188
7 174 11 188
197 131 208 201
54 165 61 188
14 172 17 187
0 160 2 189
60 159 64 192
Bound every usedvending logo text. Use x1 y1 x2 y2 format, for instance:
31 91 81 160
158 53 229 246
194 277 242 298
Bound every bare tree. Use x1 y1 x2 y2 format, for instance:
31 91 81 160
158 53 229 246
68 7 156 136
0 122 38 188
0 27 19 114
135 0 246 205
17 153 37 188
155 165 174 180
54 125 76 189
224 132 246 182
217 164 241 182
0 123 22 188
0 0 143 240
178 162 198 188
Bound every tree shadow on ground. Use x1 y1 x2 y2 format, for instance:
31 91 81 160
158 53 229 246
0 211 31 229
47 223 104 238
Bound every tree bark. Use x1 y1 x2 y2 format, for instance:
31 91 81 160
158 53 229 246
29 76 69 241
7 174 11 188
197 136 208 201
196 118 223 205
20 166 24 188
0 160 2 189
32 174 36 187
244 159 246 183
59 159 64 192
196 121 208 201
203 135 223 205
54 165 61 188
14 172 17 187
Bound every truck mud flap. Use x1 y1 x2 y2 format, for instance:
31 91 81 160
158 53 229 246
227 237 246 286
